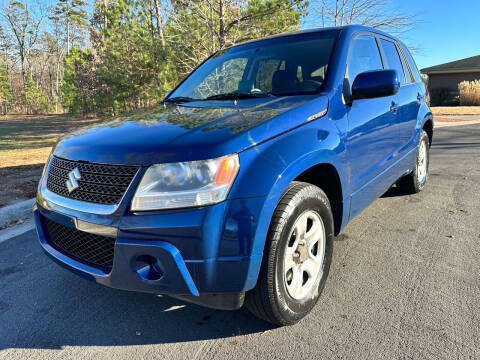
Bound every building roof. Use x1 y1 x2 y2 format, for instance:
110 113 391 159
421 55 480 74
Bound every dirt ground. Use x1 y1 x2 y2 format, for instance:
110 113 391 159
0 114 105 207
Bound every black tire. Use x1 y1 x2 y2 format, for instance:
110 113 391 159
397 130 430 194
245 181 334 326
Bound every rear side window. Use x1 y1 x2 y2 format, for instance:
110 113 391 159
347 36 383 85
379 39 406 84
399 49 413 83
401 44 422 83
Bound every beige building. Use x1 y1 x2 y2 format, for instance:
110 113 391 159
421 55 480 105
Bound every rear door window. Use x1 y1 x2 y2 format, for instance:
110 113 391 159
379 39 406 84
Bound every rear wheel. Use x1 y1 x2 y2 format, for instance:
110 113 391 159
245 181 334 326
397 130 430 194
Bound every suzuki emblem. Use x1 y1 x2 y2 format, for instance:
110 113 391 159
66 168 82 193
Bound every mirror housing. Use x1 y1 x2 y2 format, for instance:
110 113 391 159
351 70 400 101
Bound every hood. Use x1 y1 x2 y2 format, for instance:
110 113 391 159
53 95 328 165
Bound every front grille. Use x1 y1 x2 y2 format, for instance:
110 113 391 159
46 157 139 205
42 216 116 271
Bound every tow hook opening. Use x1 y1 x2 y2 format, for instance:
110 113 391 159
134 255 164 281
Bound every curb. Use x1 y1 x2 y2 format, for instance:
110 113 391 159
0 219 34 243
435 120 480 128
0 198 35 229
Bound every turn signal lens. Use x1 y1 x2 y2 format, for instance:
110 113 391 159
215 154 240 185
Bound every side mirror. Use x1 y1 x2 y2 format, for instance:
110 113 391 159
351 70 400 101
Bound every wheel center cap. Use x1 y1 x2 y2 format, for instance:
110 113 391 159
293 240 308 264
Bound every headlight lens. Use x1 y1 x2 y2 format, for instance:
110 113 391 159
131 154 240 211
39 154 52 189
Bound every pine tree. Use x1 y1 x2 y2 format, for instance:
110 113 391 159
168 0 308 76
21 74 50 114
51 0 89 52
92 0 166 113
0 62 12 114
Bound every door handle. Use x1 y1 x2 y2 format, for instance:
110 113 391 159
390 102 399 113
417 93 423 103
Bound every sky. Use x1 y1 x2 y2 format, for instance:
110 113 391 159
303 0 480 70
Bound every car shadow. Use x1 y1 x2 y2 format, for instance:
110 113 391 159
0 230 275 350
381 185 404 198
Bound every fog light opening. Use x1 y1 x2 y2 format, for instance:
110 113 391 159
135 255 164 281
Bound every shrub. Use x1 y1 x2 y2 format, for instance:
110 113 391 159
441 96 460 107
459 80 480 106
429 87 450 106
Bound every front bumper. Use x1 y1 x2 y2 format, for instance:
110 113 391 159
34 193 266 309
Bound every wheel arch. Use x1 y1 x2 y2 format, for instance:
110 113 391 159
416 102 433 147
294 163 344 235
422 118 433 146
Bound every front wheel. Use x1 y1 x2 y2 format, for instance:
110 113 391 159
245 182 334 326
397 130 430 194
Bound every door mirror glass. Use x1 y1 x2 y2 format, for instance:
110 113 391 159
351 70 400 100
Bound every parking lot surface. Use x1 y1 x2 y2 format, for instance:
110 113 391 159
1 124 479 359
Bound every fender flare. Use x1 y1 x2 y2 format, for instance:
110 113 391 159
248 146 346 257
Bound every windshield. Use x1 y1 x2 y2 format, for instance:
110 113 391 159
168 30 339 101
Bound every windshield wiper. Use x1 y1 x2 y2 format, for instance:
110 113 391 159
206 92 273 100
164 96 196 103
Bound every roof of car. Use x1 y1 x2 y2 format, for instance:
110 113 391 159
236 25 399 47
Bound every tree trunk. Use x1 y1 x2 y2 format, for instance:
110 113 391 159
103 0 108 33
20 50 25 83
153 0 166 48
218 0 225 48
210 3 215 53
66 20 70 53
56 60 60 113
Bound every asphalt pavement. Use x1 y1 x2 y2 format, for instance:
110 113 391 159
1 124 479 359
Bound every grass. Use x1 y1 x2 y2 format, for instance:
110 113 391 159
0 114 107 168
0 147 52 168
430 106 480 116
0 114 106 206
0 114 103 152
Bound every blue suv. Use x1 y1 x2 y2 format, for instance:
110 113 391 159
34 25 432 325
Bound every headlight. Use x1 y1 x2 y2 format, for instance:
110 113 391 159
39 154 52 189
131 154 240 211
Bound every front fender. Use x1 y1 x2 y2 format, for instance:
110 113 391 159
230 115 347 258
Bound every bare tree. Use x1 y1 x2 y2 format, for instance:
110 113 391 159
2 0 46 82
310 0 415 33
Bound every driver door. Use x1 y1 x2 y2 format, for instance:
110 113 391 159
345 35 400 219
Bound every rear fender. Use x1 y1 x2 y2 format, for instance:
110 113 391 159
416 102 434 143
